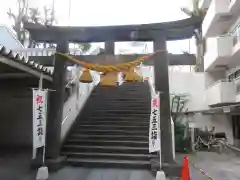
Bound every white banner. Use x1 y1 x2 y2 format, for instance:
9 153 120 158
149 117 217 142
33 89 48 149
149 92 161 153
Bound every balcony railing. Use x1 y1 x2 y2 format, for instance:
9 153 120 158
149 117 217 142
206 79 236 105
229 0 240 14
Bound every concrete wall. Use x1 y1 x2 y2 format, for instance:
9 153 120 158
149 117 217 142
0 87 32 147
0 67 99 148
186 113 234 144
205 70 227 87
141 66 209 111
0 25 24 49
0 82 96 148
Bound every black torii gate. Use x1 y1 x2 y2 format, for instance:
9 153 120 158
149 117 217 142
25 16 201 171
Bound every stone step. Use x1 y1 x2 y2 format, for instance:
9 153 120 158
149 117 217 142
74 124 148 130
81 116 150 121
94 109 150 114
62 82 152 170
106 101 150 104
62 145 149 154
90 113 150 117
77 120 149 126
65 158 151 169
71 129 147 135
62 152 155 161
69 134 148 141
66 139 148 147
94 108 150 111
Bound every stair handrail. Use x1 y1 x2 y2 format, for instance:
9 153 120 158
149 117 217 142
147 73 156 95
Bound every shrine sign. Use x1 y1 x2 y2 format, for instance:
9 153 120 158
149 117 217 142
149 92 161 153
33 89 47 148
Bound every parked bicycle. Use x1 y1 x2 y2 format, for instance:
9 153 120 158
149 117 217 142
194 127 227 153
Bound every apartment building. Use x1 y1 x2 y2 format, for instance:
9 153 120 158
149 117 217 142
200 0 240 146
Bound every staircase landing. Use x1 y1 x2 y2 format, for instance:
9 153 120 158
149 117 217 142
50 168 156 180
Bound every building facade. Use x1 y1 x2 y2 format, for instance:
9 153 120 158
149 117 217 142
200 0 240 146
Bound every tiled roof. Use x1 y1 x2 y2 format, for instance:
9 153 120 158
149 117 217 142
0 46 53 76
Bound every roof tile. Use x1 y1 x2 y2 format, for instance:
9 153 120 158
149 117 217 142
0 46 53 76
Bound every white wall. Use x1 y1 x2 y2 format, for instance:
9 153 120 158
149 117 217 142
205 71 226 87
229 13 240 32
141 66 208 111
60 70 99 142
169 72 209 111
0 25 24 49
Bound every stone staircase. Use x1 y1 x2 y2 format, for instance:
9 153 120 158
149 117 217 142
61 82 157 169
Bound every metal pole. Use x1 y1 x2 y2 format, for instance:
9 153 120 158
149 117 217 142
68 0 71 26
39 73 43 90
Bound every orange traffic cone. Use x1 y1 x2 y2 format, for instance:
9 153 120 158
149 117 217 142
181 156 190 180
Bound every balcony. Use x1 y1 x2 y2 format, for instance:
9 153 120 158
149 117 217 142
229 0 240 14
204 35 233 71
206 80 236 106
202 0 232 37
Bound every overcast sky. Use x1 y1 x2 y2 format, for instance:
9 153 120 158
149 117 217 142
0 0 195 54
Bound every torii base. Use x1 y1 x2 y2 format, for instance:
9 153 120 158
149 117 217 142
31 156 66 172
151 159 182 178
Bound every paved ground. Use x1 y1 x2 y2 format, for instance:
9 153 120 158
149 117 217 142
0 151 155 180
176 152 240 180
1 151 240 180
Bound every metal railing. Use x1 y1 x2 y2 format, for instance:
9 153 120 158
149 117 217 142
229 23 240 46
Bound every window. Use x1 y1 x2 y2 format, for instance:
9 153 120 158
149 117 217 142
236 69 240 79
228 69 240 81
232 24 240 46
229 73 235 82
233 29 238 46
228 69 240 93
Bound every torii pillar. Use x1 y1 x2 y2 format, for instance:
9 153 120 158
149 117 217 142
153 35 174 163
153 35 181 177
46 37 69 167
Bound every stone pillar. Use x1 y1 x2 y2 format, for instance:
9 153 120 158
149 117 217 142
153 36 174 163
46 38 68 160
104 41 115 54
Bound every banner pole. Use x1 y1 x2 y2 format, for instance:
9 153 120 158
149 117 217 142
39 73 46 166
42 90 48 166
32 89 36 159
39 73 43 90
157 91 162 170
36 74 49 180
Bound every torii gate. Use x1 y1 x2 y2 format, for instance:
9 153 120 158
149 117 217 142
25 16 201 171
